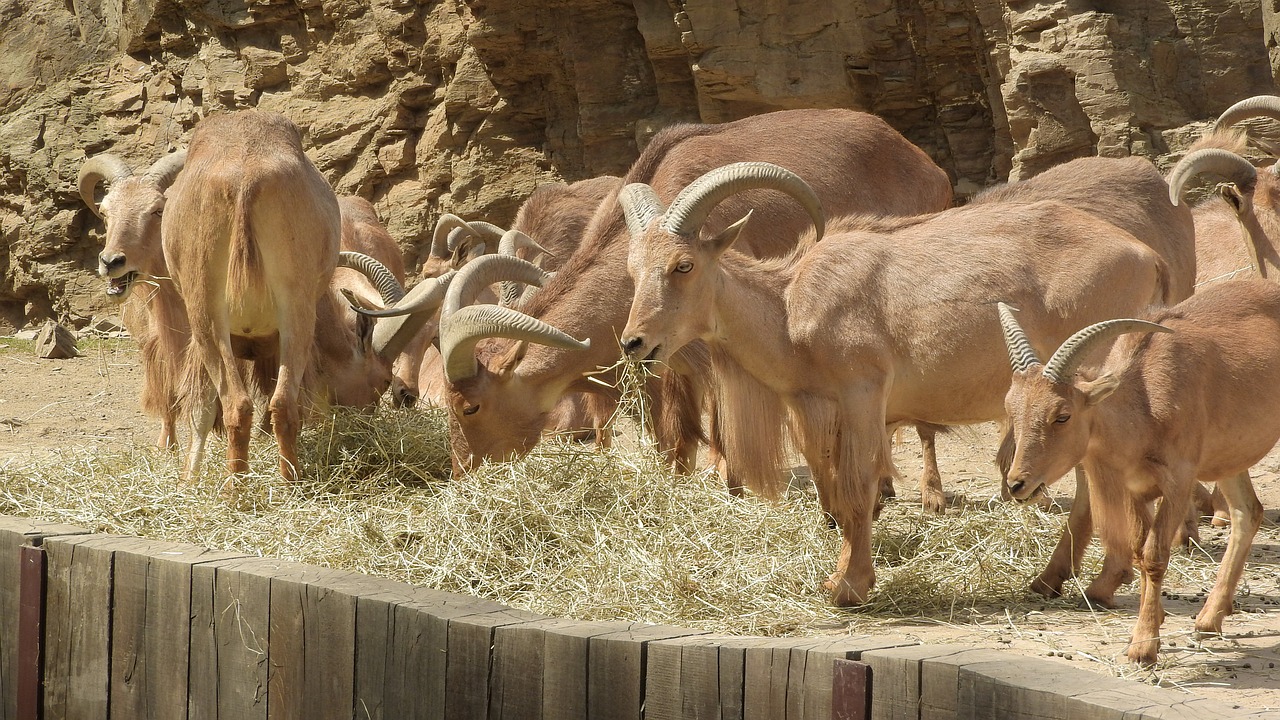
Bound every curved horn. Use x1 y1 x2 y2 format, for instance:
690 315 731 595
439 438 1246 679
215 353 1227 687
1042 319 1173 384
443 254 550 318
1167 148 1257 206
337 251 405 306
367 270 457 358
497 229 551 306
77 154 134 218
430 214 473 259
619 183 666 238
997 303 1042 373
446 220 505 253
440 304 590 382
141 149 187 190
1211 95 1280 135
662 162 825 241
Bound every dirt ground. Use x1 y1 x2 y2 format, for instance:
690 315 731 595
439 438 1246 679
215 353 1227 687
2 339 1279 713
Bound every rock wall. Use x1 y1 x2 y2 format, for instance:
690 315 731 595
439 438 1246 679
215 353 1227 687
0 0 1274 331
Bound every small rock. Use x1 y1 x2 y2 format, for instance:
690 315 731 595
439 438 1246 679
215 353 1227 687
35 320 78 359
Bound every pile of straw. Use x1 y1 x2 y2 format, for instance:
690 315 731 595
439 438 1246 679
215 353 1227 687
0 402 1269 639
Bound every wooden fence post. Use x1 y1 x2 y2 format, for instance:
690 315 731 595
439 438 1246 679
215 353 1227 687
830 658 871 720
16 546 46 720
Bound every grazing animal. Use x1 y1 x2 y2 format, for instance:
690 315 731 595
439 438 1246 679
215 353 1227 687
165 110 398 484
376 109 954 475
335 196 424 408
78 150 188 449
969 154 1198 598
618 161 1175 606
998 279 1280 665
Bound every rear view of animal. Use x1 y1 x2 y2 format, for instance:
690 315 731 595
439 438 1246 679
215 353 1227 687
164 110 389 485
998 279 1280 665
78 150 188 449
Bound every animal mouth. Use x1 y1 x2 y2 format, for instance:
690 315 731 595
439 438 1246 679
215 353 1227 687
105 271 138 300
1006 477 1047 502
643 344 662 362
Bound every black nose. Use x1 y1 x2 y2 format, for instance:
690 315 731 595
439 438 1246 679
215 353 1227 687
100 253 126 272
622 336 645 355
1008 480 1026 496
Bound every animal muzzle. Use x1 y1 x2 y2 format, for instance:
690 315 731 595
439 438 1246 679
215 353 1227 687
99 253 137 299
621 334 661 362
1004 473 1046 502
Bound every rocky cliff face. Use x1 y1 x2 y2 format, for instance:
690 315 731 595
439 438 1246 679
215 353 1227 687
0 0 1274 331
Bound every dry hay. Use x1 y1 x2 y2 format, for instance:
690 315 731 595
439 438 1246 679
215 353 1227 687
0 401 1273 645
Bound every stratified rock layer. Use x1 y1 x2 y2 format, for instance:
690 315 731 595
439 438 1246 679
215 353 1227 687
0 0 1274 330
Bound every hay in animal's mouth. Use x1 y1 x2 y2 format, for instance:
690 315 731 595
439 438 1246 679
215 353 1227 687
105 271 138 298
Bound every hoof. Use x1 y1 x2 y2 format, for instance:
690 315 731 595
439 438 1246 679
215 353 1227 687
1029 575 1065 599
1082 591 1118 609
824 574 873 607
1211 511 1229 528
1126 639 1160 667
921 492 947 515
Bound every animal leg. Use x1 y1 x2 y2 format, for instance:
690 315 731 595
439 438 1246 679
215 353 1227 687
270 299 318 482
1128 486 1184 666
1033 467 1093 598
1195 471 1263 637
182 381 219 484
1210 484 1231 527
822 386 891 606
916 423 946 515
156 414 179 451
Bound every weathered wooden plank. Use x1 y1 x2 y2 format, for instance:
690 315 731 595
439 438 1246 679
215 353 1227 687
354 584 508 720
110 537 246 720
644 635 740 720
443 608 546 720
740 638 812 720
913 647 1010 720
0 517 89 720
266 565 358 720
42 535 117 720
862 644 975 720
716 637 779 720
587 624 708 720
831 659 870 720
16 546 45 720
205 557 273 720
792 635 918 720
540 620 635 720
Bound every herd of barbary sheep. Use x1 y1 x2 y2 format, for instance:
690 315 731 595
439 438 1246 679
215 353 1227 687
77 96 1280 666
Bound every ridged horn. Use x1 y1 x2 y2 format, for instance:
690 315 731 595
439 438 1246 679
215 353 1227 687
662 162 825 241
1042 319 1173 384
336 251 405 306
447 220 504 252
77 154 133 218
619 183 666 238
1211 95 1280 135
997 303 1042 373
430 214 472 258
367 270 457 358
497 229 551 306
1167 148 1257 206
443 254 550 318
440 304 590 382
141 149 187 190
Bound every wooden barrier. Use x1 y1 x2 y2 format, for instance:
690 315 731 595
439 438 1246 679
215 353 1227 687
0 515 1271 719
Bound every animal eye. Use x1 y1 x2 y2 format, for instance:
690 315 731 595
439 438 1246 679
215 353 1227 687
152 209 163 217
1054 414 1071 424
462 404 481 416
674 260 693 273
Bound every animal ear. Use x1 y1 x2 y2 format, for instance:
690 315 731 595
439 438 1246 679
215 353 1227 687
356 311 375 354
496 340 528 378
702 211 752 256
1076 373 1121 406
1219 183 1249 214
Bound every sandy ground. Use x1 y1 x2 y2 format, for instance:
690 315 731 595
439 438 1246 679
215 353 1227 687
1 339 1278 712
